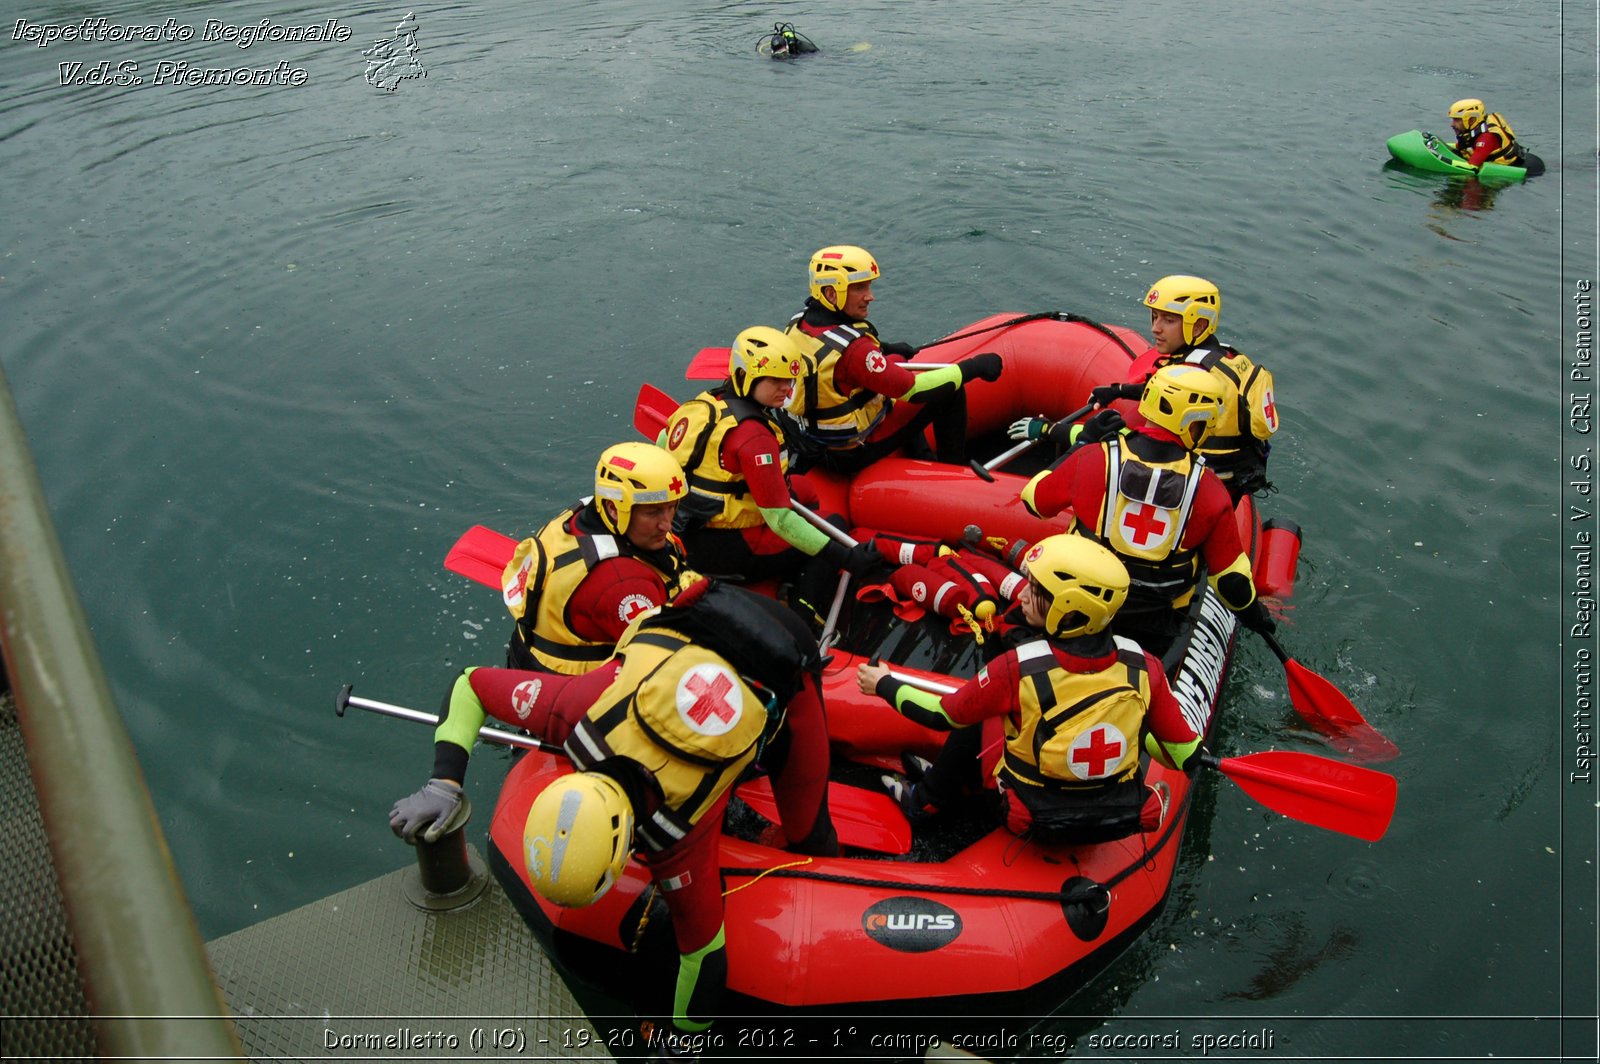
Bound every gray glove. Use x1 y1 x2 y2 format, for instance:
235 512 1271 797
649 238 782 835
1007 416 1050 442
389 778 464 843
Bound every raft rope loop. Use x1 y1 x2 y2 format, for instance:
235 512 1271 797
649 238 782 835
922 311 1143 362
722 856 814 897
954 603 986 644
627 883 659 954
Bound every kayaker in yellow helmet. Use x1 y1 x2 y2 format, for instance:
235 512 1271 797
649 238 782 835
1448 98 1525 169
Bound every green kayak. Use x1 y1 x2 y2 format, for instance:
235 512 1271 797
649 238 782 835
1386 129 1531 183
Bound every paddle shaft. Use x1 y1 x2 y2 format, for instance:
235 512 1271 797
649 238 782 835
343 690 911 854
819 571 851 649
1257 628 1293 666
790 499 857 549
887 668 959 695
337 685 552 754
971 401 1095 481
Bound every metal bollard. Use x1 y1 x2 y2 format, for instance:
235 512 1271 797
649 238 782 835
399 795 488 912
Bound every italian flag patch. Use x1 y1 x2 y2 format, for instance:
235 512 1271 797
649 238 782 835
754 453 775 466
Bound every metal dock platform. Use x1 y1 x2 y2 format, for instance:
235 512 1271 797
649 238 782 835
206 851 613 1062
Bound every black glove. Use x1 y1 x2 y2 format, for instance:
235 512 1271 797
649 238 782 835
1074 408 1126 445
879 340 919 357
842 542 889 579
958 352 1003 383
1237 599 1277 635
1090 382 1140 407
820 538 884 579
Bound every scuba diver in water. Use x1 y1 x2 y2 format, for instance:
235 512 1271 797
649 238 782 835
758 22 818 59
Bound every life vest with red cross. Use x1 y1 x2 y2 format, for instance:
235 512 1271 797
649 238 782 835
501 503 689 675
784 312 892 449
665 387 788 531
563 622 769 852
1178 344 1277 490
1089 440 1203 609
999 637 1151 792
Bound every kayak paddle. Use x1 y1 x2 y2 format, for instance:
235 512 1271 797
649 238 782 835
338 685 548 752
443 524 518 588
634 381 679 438
1201 749 1396 843
685 346 732 381
1255 629 1400 764
339 686 907 855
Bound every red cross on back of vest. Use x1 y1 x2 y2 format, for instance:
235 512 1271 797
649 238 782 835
1069 723 1128 780
1119 501 1172 549
675 663 745 737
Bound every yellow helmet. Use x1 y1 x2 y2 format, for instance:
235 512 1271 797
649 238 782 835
523 771 635 908
1138 364 1226 449
1143 275 1220 346
728 326 812 399
594 442 687 535
808 245 881 312
1448 98 1486 129
1020 534 1130 638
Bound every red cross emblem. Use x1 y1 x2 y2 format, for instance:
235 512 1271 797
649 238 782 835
616 593 653 625
512 679 542 721
669 475 684 494
1120 502 1170 548
503 551 534 609
1070 725 1126 779
680 666 741 733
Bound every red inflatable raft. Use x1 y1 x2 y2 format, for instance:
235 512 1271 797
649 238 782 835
465 313 1278 1022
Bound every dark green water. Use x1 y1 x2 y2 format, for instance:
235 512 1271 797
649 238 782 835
1 1 1593 1059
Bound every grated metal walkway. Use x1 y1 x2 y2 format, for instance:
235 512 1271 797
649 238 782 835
206 854 612 1062
0 691 99 1061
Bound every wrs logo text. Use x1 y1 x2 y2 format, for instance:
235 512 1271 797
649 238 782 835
861 898 962 953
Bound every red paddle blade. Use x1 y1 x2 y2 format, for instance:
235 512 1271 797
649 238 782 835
1218 750 1397 842
1284 660 1399 763
634 382 678 439
687 346 732 381
735 778 911 855
444 525 518 589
